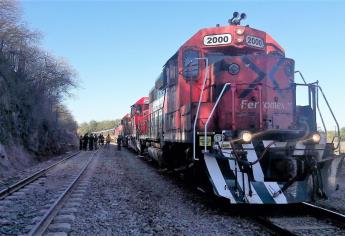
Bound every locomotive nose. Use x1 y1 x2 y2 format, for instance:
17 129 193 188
212 54 295 132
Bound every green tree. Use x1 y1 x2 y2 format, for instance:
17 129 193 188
77 119 121 135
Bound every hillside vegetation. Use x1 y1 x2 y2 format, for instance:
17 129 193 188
0 0 78 156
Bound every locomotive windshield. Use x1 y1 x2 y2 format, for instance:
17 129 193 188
131 104 141 115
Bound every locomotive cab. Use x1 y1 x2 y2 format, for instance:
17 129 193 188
128 97 149 152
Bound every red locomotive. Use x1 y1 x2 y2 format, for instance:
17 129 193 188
125 97 149 151
120 13 344 204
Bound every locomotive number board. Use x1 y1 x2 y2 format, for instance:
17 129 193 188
203 34 232 46
245 35 265 49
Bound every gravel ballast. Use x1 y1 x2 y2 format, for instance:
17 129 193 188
70 145 267 235
0 151 90 235
316 159 345 214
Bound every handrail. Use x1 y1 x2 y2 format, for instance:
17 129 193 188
295 71 340 151
317 85 340 150
315 84 327 136
204 83 231 152
295 71 307 84
192 57 209 161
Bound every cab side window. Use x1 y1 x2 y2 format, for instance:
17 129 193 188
183 49 200 79
167 58 178 86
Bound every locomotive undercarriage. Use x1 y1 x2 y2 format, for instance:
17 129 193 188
145 141 193 170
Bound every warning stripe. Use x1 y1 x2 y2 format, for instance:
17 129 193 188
204 153 237 203
242 143 264 181
222 149 263 204
264 182 288 204
215 158 245 203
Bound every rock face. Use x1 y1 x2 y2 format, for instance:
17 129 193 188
0 65 77 177
0 144 7 160
0 28 78 174
0 63 77 153
0 143 35 178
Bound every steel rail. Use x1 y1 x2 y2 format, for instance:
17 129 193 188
0 151 81 200
254 216 297 236
301 202 345 228
254 203 345 235
28 149 99 236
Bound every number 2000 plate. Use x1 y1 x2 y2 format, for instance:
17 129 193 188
245 35 265 49
203 34 232 46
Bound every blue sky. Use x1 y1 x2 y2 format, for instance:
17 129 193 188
21 0 345 129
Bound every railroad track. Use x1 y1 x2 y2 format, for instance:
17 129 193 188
254 203 345 235
0 151 81 200
28 149 98 235
0 149 100 235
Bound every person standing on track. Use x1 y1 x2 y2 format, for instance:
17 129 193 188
106 134 111 148
83 133 89 151
97 134 100 146
89 133 94 151
98 133 103 146
117 135 122 150
94 134 98 150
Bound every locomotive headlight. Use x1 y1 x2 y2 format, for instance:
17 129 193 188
312 133 321 143
241 131 252 143
236 28 244 35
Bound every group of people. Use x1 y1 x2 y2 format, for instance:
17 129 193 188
79 133 111 151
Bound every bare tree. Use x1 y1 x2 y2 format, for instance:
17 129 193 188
0 0 79 155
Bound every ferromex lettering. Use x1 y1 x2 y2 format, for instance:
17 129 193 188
240 99 286 110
